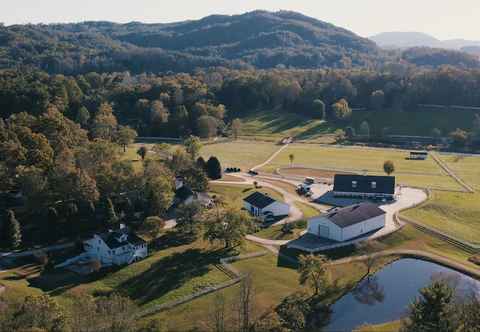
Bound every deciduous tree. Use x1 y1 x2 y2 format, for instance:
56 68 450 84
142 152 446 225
298 254 328 295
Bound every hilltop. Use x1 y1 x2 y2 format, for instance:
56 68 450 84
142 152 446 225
1 10 382 73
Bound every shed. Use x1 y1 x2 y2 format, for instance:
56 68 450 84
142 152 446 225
307 203 386 242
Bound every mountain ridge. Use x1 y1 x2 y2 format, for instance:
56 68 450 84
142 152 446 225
370 31 480 53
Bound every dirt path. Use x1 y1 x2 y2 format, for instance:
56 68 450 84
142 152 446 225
251 144 289 171
431 152 475 193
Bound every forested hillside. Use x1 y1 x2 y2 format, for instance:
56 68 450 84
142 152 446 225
0 11 382 73
1 10 478 74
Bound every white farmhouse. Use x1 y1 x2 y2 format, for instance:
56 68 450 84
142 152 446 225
307 203 386 242
243 191 290 218
83 225 148 266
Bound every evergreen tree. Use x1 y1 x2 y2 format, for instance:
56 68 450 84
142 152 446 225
3 209 22 249
206 156 222 180
403 281 455 332
196 156 207 171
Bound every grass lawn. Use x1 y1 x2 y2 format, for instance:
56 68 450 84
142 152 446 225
200 140 279 170
239 110 337 143
355 320 402 332
262 144 462 191
403 191 480 245
59 236 234 309
149 243 387 331
439 153 480 190
237 108 480 141
295 201 321 218
209 183 284 209
254 222 305 241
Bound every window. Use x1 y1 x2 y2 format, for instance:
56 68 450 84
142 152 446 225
352 181 357 188
371 182 377 189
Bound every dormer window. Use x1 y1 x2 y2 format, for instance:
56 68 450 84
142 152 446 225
352 181 357 188
371 182 377 189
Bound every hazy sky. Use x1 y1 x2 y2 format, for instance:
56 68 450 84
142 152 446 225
3 0 480 40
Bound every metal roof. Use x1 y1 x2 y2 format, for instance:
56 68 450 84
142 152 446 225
243 191 276 209
325 202 386 228
333 174 395 195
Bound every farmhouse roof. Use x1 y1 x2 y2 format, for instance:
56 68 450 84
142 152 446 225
333 174 395 195
175 185 194 201
243 191 276 209
99 228 146 249
325 202 386 228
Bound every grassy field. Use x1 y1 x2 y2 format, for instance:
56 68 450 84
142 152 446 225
239 110 337 143
262 144 462 191
439 153 480 190
149 243 387 331
209 183 284 209
200 140 279 170
237 108 480 141
403 191 480 245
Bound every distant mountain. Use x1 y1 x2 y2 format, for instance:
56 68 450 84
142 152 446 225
0 10 382 74
370 32 480 55
370 32 442 49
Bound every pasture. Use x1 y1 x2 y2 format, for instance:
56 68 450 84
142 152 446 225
440 153 480 190
200 140 280 170
262 144 463 191
403 191 480 245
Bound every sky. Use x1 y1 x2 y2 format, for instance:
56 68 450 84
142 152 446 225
3 0 480 40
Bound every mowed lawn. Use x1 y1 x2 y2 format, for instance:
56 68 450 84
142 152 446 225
209 183 284 209
439 153 480 190
403 191 480 245
200 140 279 170
262 144 462 191
239 110 337 143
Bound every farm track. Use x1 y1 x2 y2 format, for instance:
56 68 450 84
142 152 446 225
431 152 475 193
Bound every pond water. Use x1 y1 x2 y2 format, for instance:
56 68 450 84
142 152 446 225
325 258 480 332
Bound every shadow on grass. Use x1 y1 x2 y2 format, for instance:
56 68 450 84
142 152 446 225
28 269 88 295
152 231 197 251
277 244 358 270
119 247 232 305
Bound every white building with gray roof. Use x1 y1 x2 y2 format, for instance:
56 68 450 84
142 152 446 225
307 202 386 242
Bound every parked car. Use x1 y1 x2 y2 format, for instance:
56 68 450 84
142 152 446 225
248 170 258 176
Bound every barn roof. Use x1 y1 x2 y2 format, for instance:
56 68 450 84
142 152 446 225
333 174 395 195
243 191 276 209
325 203 386 228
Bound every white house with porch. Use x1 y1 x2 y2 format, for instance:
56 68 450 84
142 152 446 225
57 225 148 271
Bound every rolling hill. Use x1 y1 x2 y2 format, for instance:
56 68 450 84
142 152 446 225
0 11 382 74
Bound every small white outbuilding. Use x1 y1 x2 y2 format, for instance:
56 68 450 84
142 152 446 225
307 203 386 242
243 191 290 218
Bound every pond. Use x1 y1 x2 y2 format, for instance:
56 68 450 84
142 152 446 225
325 258 480 332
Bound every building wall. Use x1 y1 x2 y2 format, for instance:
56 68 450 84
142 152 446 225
307 213 386 242
263 201 290 217
333 191 394 199
307 216 342 241
244 201 290 217
341 214 386 241
84 235 114 266
84 235 148 266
